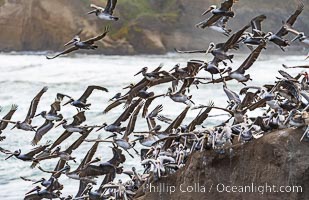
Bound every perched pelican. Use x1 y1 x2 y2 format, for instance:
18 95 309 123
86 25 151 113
46 26 109 59
88 0 119 21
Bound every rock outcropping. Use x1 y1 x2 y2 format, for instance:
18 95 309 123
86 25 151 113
136 128 309 200
0 0 308 54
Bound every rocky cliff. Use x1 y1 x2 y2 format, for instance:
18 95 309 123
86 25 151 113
135 128 309 200
0 0 308 54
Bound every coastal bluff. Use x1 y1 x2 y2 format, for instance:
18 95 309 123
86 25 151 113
135 128 309 200
0 0 308 54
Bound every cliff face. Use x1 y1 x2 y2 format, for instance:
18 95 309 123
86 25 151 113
136 128 309 200
0 0 308 54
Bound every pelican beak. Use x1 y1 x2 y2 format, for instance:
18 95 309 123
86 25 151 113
34 113 41 117
87 10 97 15
291 34 302 42
134 69 143 76
63 99 73 106
64 39 75 47
169 66 176 72
55 120 65 128
11 125 17 130
205 45 213 55
5 154 14 160
202 7 212 16
25 187 38 195
33 179 42 184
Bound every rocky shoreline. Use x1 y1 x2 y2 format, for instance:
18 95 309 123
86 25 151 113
135 128 309 200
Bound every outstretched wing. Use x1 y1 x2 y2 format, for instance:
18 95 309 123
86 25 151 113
46 46 79 59
83 26 109 45
25 87 48 124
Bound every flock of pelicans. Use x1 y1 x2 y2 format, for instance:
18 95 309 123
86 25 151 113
0 0 309 199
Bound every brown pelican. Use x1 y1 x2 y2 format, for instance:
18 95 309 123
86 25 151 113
0 104 18 141
165 87 195 105
284 25 309 46
58 85 108 111
24 185 61 200
265 1 304 51
197 0 238 28
98 99 143 133
187 101 214 132
0 143 50 161
134 65 176 81
242 15 267 48
32 99 64 145
35 98 63 122
221 42 266 84
88 101 144 157
1 87 48 131
20 176 63 191
196 16 232 36
46 26 109 59
87 0 119 21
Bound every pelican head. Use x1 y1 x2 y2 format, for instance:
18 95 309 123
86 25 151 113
291 32 305 42
202 5 216 16
64 36 80 47
264 32 273 40
55 119 67 128
33 177 45 184
5 149 21 160
205 42 216 54
34 111 46 118
169 64 180 72
134 67 148 76
165 87 173 96
301 71 309 82
51 146 61 155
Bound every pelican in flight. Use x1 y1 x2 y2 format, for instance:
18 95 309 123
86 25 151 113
46 26 109 59
265 0 304 51
197 0 238 28
58 85 108 111
88 0 119 21
0 87 48 131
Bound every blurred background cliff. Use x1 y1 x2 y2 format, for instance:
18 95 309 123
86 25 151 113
0 0 308 54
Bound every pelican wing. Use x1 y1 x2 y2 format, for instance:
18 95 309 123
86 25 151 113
104 0 117 15
142 96 164 118
222 24 250 51
25 144 50 158
282 64 309 69
164 106 190 133
49 100 61 115
90 3 104 11
72 111 86 126
235 42 266 74
220 0 236 11
223 85 241 104
31 121 54 146
46 46 79 59
174 48 207 54
188 101 214 131
276 1 304 37
25 87 48 124
78 85 108 103
124 101 144 138
103 99 125 114
0 104 18 130
251 14 266 36
83 26 109 45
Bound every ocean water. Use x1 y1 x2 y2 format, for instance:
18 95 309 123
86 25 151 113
0 52 307 199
